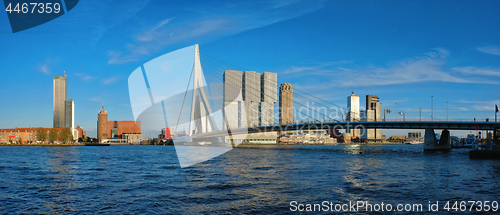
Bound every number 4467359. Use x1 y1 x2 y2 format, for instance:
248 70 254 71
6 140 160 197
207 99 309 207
5 3 61 14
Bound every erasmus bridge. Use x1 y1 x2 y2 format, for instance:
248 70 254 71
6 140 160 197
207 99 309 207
128 44 500 153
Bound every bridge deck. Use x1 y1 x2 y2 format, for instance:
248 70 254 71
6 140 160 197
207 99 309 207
189 121 500 139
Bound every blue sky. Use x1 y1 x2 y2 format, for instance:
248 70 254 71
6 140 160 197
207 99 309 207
0 0 499 138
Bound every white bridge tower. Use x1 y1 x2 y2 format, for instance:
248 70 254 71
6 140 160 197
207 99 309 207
189 44 217 135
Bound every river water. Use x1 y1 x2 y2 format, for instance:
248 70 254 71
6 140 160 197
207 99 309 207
0 145 499 214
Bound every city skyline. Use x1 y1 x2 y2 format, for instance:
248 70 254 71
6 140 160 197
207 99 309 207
1 0 499 138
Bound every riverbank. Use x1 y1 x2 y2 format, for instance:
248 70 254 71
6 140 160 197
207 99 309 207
0 142 417 146
0 144 86 147
0 143 112 147
238 142 415 146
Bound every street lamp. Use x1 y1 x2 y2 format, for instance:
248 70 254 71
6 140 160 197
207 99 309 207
431 96 434 121
446 101 448 121
399 112 405 121
396 103 398 121
384 109 391 121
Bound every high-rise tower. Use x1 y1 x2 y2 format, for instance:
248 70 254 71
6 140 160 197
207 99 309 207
243 71 261 127
279 83 293 125
366 95 382 140
65 99 74 129
347 92 360 138
53 74 67 128
97 106 109 140
260 72 277 126
223 70 243 129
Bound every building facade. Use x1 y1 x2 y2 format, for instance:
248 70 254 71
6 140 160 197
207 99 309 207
75 125 86 139
223 70 243 129
223 70 277 128
97 106 141 140
243 71 261 127
360 109 375 140
97 106 109 139
408 132 421 139
362 95 383 141
53 75 67 128
279 83 293 125
260 72 277 126
0 128 67 144
347 92 360 138
65 99 74 129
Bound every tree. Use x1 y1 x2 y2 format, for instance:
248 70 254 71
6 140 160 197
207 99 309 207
36 127 47 143
8 138 12 144
18 137 22 144
59 128 71 143
49 128 59 143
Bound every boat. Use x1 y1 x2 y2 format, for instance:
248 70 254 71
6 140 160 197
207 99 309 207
464 134 476 147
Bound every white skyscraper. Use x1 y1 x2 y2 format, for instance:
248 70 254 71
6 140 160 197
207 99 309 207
347 92 360 138
260 72 277 126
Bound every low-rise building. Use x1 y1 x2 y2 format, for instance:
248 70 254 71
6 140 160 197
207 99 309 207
97 107 141 140
280 130 337 144
75 125 87 138
0 128 70 144
390 135 407 142
224 132 278 145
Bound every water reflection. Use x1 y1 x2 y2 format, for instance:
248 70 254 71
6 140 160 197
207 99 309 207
41 147 81 213
1 145 499 214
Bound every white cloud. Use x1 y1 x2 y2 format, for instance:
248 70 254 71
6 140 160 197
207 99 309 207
476 46 500 56
280 48 500 87
108 0 324 64
101 76 121 85
137 17 175 42
456 99 500 104
37 58 55 75
474 105 495 111
340 56 476 86
426 47 449 58
108 51 136 65
452 66 500 77
75 73 94 81
88 96 103 102
282 61 352 75
456 99 500 111
37 64 50 75
50 0 152 44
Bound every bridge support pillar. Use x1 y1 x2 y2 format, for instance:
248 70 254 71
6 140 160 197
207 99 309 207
423 128 451 151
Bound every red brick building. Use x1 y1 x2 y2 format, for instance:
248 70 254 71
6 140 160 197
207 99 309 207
97 107 141 140
75 125 87 139
0 128 64 144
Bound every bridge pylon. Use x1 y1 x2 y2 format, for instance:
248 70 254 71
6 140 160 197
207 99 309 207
188 44 218 136
423 128 451 151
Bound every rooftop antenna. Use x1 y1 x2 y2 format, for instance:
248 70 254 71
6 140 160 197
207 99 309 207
64 70 66 76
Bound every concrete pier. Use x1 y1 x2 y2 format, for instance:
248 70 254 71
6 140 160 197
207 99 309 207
423 128 451 151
